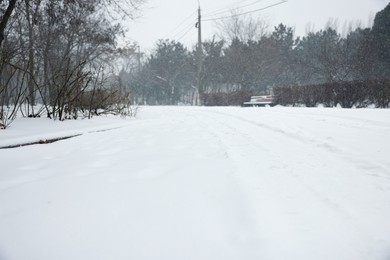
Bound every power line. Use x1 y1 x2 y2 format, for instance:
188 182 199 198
203 0 287 22
177 23 196 41
163 10 197 39
171 18 198 39
204 0 266 18
203 0 255 17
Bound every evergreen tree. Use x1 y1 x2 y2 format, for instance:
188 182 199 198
147 40 194 105
371 2 390 79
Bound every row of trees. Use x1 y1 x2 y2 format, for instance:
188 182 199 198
274 80 390 108
0 0 143 128
1 1 389 129
123 3 390 106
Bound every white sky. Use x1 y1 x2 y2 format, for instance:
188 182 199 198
124 0 389 51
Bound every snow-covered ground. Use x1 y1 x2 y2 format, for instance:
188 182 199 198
1 106 390 260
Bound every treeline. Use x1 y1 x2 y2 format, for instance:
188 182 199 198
1 1 389 129
124 3 390 106
274 80 390 108
202 90 253 106
0 0 143 129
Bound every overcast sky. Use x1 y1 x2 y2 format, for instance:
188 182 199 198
124 0 389 51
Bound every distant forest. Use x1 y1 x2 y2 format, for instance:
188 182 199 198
123 3 390 107
0 1 389 128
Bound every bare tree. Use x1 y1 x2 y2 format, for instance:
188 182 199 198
0 0 17 47
215 9 269 43
0 0 146 127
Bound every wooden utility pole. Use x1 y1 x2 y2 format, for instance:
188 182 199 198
196 5 203 105
137 45 141 73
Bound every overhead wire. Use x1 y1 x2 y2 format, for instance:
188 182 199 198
203 0 256 17
203 0 287 22
171 17 198 39
177 24 196 42
162 0 287 43
162 10 198 39
203 0 267 18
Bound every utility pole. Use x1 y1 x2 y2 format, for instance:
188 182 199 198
196 5 203 105
137 45 141 73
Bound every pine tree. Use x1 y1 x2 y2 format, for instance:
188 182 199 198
371 3 390 79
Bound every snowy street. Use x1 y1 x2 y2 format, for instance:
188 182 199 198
1 106 390 260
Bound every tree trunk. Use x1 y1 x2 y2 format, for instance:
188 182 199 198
0 0 17 47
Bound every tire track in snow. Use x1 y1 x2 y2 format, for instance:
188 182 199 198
200 109 390 180
199 108 390 205
189 108 389 260
194 110 355 216
265 108 390 128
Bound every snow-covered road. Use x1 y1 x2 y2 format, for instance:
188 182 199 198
1 106 390 260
